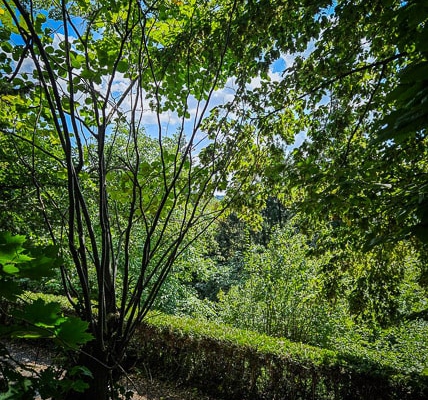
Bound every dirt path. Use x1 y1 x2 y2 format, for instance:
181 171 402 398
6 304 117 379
2 340 218 400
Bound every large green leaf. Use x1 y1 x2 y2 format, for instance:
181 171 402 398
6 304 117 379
14 298 64 328
55 317 93 350
0 232 60 281
0 278 22 300
0 232 34 267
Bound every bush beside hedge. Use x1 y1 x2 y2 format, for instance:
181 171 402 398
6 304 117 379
134 313 428 400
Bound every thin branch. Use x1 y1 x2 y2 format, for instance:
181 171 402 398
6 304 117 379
341 62 387 166
261 52 408 121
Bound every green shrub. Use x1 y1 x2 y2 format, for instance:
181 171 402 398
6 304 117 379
216 226 340 347
134 312 428 400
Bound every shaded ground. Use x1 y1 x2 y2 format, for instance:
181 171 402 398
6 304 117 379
122 372 218 400
2 340 219 400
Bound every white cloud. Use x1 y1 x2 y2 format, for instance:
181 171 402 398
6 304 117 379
282 53 297 69
5 23 309 153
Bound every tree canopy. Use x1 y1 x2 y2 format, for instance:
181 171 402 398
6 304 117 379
0 0 427 398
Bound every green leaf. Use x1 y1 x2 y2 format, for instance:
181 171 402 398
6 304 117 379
68 379 90 393
70 52 85 69
2 264 20 274
0 278 22 300
69 365 93 379
0 232 34 269
116 60 129 73
55 317 93 349
399 61 428 84
11 327 53 339
0 231 26 247
0 377 33 399
20 246 61 280
14 298 63 328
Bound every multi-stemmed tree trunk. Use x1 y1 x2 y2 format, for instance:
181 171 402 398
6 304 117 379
0 0 257 398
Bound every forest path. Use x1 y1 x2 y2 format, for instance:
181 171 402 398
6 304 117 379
3 340 218 400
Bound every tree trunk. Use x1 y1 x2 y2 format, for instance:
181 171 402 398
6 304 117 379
63 346 113 400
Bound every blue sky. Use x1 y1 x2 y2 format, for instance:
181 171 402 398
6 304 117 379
272 57 286 74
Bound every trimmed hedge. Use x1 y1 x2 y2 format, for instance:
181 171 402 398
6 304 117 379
134 313 428 400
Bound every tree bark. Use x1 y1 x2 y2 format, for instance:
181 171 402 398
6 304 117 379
64 346 113 400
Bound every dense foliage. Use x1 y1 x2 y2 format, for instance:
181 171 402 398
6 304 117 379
136 312 428 400
0 0 427 398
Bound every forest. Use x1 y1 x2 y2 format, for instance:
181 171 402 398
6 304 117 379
0 0 427 399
